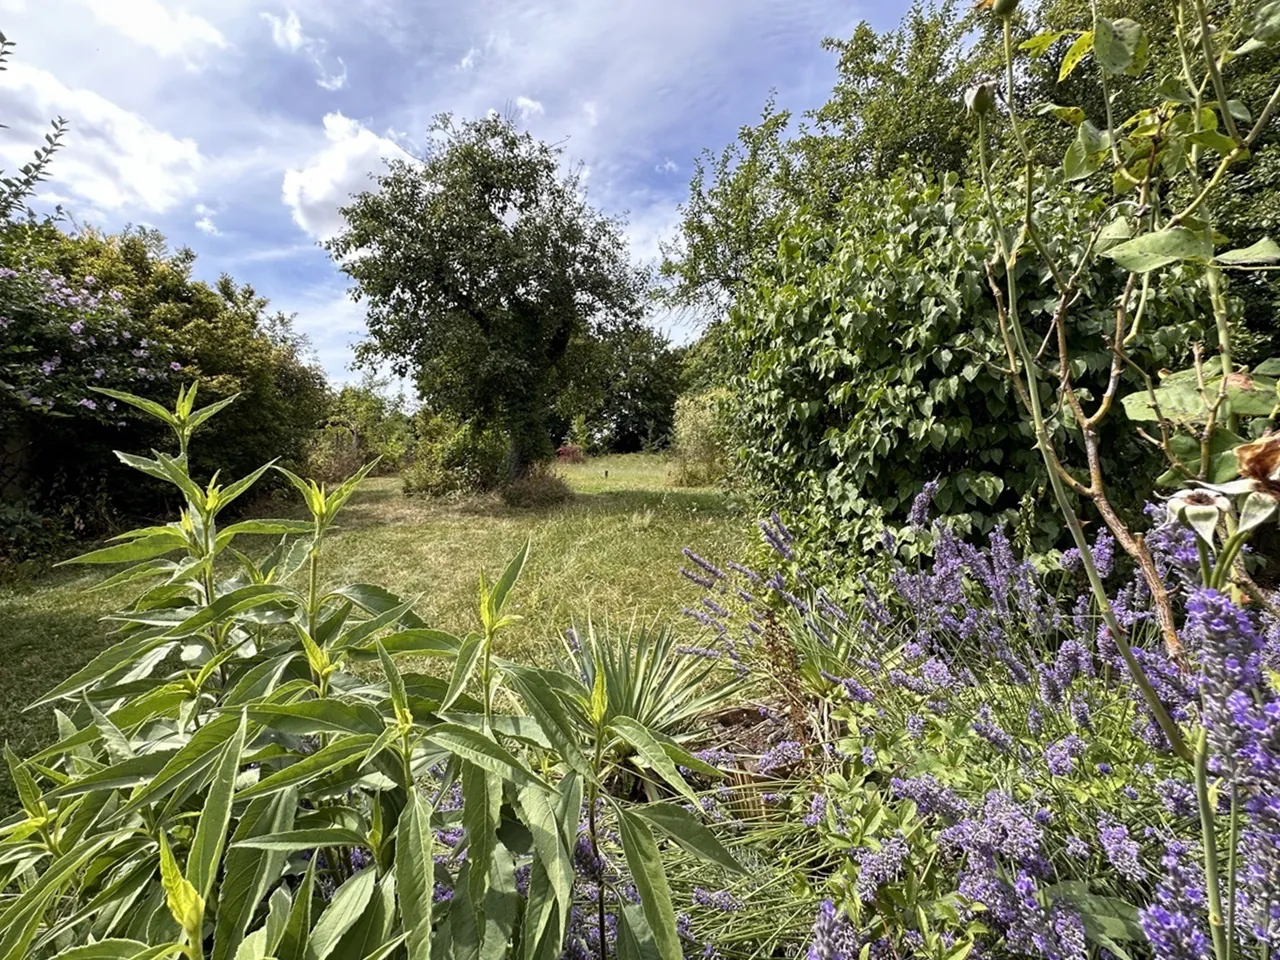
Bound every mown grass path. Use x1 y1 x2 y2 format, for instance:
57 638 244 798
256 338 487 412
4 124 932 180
0 454 742 811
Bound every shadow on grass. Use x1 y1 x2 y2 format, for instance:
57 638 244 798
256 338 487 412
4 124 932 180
0 603 116 814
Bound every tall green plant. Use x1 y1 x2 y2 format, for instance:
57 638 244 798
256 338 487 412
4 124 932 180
0 383 742 959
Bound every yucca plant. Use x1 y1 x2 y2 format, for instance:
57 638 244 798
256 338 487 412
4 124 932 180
0 383 743 960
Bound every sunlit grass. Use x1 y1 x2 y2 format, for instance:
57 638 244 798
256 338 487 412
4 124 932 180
0 453 743 811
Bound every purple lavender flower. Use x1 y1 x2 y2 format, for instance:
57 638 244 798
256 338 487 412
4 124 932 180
889 775 968 821
805 900 859 960
855 835 909 901
1044 734 1086 776
1098 818 1143 883
693 887 743 912
803 793 827 827
908 479 940 531
1139 839 1210 960
757 740 803 776
972 704 1014 754
758 513 795 560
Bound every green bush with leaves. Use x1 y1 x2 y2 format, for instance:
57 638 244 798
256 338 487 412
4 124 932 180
726 168 1212 560
668 390 731 489
0 383 743 959
402 413 508 499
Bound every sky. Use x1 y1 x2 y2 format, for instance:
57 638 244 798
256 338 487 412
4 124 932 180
0 0 886 383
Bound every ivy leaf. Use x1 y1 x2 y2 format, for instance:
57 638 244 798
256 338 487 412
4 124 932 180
1058 30 1094 80
1103 227 1213 273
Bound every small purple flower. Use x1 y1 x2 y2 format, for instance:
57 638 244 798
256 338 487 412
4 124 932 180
1098 818 1143 883
77 398 97 410
908 479 940 531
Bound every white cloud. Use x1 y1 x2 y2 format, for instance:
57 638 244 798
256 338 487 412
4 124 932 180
515 96 544 120
80 0 227 61
261 9 305 51
0 62 203 214
655 158 678 174
193 202 220 234
260 7 346 90
458 46 478 70
281 112 407 241
582 101 599 127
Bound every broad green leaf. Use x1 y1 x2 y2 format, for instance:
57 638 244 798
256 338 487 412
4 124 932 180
442 633 484 712
187 713 247 902
159 834 204 941
165 585 292 639
186 393 240 432
1094 17 1148 75
89 387 177 425
425 724 551 791
58 533 187 567
1238 491 1278 533
516 785 573 940
305 867 377 960
235 736 376 801
463 761 501 910
1216 237 1280 265
633 802 745 874
0 834 117 958
5 744 44 817
216 519 315 549
212 791 298 960
608 716 698 803
117 714 244 812
85 558 178 594
232 828 369 852
1035 102 1085 125
505 666 592 778
276 856 317 960
614 807 680 960
397 791 435 960
216 462 276 513
1020 29 1071 56
376 640 412 728
1058 30 1093 80
328 584 428 630
1104 227 1213 273
490 538 530 615
332 871 394 959
345 628 460 660
331 601 417 652
47 749 176 798
616 902 661 960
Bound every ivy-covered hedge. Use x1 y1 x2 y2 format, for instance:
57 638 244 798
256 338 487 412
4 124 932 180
727 170 1213 560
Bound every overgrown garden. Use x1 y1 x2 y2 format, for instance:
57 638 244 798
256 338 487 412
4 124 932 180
3 0 1280 958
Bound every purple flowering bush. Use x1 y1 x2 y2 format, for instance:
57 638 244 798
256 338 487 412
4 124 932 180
664 495 1280 960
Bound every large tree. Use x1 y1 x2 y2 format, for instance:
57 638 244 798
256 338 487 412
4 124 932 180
327 113 648 475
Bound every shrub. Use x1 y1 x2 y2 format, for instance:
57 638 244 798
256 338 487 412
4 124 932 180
402 413 507 497
727 171 1210 560
0 383 743 959
556 443 585 464
499 462 574 509
0 223 328 553
669 388 731 487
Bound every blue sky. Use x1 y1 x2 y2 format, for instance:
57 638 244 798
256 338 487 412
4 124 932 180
0 0 889 382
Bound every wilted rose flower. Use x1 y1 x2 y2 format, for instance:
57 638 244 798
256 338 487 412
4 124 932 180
1236 432 1280 499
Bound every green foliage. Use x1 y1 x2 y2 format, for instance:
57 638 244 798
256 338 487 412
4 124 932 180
402 413 507 498
327 112 648 476
727 169 1208 557
0 383 741 959
669 389 731 489
307 379 412 484
0 223 328 555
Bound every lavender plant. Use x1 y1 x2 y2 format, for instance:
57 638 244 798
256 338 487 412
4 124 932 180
665 494 1279 960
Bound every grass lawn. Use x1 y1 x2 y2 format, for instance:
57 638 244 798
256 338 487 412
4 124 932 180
0 453 744 811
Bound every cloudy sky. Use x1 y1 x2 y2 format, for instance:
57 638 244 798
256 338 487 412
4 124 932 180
0 0 887 382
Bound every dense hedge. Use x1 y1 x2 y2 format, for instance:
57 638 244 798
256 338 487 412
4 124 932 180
727 170 1213 560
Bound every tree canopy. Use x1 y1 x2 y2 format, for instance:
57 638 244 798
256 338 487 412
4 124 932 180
327 112 648 474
